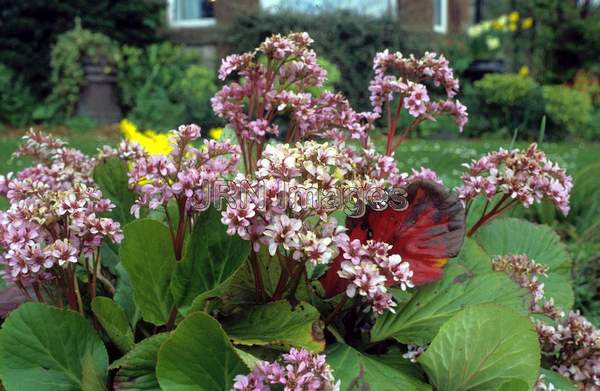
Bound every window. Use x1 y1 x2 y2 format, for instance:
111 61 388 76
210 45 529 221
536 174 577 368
433 0 447 33
261 0 396 18
168 0 216 27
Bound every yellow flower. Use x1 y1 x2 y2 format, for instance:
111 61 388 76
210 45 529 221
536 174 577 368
209 127 223 140
120 118 174 155
509 22 518 32
493 15 507 31
522 17 533 29
486 36 501 51
509 11 520 23
518 66 530 77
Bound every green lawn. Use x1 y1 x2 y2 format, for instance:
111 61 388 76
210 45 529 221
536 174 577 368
1 135 599 184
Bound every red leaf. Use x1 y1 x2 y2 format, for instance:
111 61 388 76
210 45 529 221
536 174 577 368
321 180 465 297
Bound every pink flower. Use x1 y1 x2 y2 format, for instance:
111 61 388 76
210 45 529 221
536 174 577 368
264 215 302 256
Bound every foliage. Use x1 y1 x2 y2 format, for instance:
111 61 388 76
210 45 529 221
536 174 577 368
542 85 593 138
487 0 600 83
0 0 164 98
118 42 220 131
0 64 37 128
464 73 544 139
48 20 120 117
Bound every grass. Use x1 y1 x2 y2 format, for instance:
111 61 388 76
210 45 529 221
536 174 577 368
1 133 599 182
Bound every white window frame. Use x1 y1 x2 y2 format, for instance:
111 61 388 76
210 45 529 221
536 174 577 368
433 0 448 34
167 0 216 28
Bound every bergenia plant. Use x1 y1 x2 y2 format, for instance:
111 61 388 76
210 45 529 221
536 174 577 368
0 33 594 391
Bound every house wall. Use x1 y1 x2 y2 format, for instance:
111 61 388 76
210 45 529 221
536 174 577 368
397 0 473 34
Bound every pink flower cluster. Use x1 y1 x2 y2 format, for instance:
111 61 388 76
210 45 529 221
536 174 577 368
492 254 599 388
457 143 573 215
492 254 549 308
536 311 600 389
221 141 356 262
232 348 338 391
368 50 467 131
128 124 240 217
212 33 371 146
98 140 146 162
337 239 414 315
0 130 95 198
0 132 122 284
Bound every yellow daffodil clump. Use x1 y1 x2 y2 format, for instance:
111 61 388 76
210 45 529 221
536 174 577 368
120 119 174 155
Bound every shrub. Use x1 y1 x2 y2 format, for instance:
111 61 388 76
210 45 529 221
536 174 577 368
0 64 37 128
0 0 164 98
118 43 219 131
48 20 120 117
542 85 593 137
463 73 544 139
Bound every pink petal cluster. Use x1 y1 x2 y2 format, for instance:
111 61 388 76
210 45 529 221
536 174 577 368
221 141 356 260
128 124 240 217
232 348 339 391
0 132 122 284
457 143 573 215
337 239 414 315
368 50 467 131
492 254 550 310
535 311 600 389
212 33 371 145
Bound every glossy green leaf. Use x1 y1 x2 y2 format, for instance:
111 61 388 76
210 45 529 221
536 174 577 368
473 217 574 310
156 312 247 390
454 237 492 274
418 304 540 390
91 297 135 353
120 219 176 325
171 207 250 313
93 156 138 224
114 262 140 328
111 333 169 390
371 264 529 344
0 303 108 391
222 300 325 352
327 343 431 390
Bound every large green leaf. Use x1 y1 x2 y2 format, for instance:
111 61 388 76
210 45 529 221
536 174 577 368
371 264 529 344
114 262 140 328
418 304 540 390
454 238 492 274
111 333 169 390
473 217 574 310
0 303 108 391
171 207 250 313
93 156 138 224
222 300 325 352
91 297 135 353
327 343 431 390
156 312 247 390
120 219 176 325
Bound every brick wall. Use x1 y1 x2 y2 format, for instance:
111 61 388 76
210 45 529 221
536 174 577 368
397 0 473 34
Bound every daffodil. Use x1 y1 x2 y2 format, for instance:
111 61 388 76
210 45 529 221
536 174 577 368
209 127 223 140
486 36 501 51
509 11 520 23
518 66 530 77
493 15 507 31
120 119 174 155
522 17 533 29
509 22 518 32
